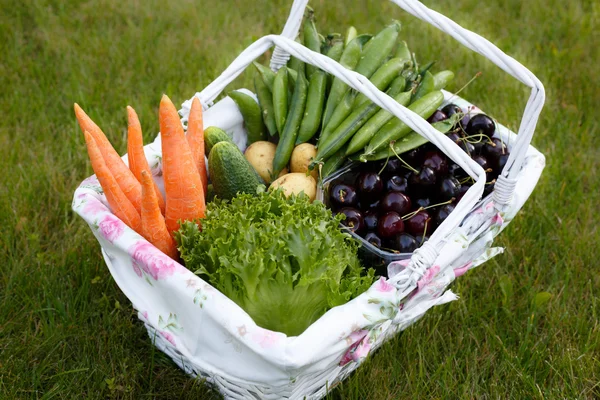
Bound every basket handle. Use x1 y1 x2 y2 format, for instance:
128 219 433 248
271 0 545 207
195 34 487 294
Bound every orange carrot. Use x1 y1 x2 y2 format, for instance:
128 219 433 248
74 103 142 214
127 106 166 214
186 97 208 195
140 170 178 260
159 95 206 235
84 131 141 233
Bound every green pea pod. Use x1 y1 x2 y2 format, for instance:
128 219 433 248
346 90 411 156
287 36 304 73
272 70 309 178
345 26 357 46
394 40 411 62
321 35 370 129
253 62 275 91
296 71 327 144
353 57 406 108
273 67 289 134
320 90 357 145
412 70 435 102
288 68 298 85
303 12 321 78
321 144 349 178
325 40 344 63
229 90 267 144
354 21 401 78
433 70 455 90
321 33 342 54
254 75 277 138
362 91 445 159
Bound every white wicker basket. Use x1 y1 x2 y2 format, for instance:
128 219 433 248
72 0 545 398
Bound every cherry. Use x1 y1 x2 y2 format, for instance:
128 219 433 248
446 131 462 145
364 232 382 248
427 110 448 123
460 140 476 155
405 210 433 236
448 162 467 179
484 182 495 197
330 183 358 208
422 151 448 175
384 175 408 193
439 176 461 200
494 153 509 175
456 184 471 201
434 203 455 227
363 211 379 231
356 172 383 202
381 158 403 174
415 235 430 247
391 233 418 253
414 197 432 210
483 138 507 159
338 208 364 234
377 211 405 238
472 155 493 180
466 114 496 138
403 148 424 165
441 103 462 118
409 166 437 196
381 191 412 215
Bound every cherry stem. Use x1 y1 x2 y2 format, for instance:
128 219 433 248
448 72 482 102
421 219 429 241
378 152 391 175
389 142 418 173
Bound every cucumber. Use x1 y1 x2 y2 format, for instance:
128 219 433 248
208 141 261 200
204 126 234 154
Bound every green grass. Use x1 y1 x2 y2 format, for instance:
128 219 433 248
1 0 598 398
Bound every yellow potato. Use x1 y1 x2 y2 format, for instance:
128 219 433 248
290 143 318 181
244 141 287 183
269 172 317 202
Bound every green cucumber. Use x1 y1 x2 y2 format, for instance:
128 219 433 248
208 141 261 200
204 126 234 154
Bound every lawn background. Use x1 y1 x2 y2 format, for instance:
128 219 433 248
0 0 598 398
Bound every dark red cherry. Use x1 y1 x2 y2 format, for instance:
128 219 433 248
414 197 432 210
460 141 475 155
466 114 496 138
384 175 408 193
377 211 405 238
403 148 424 165
441 103 462 118
422 151 448 175
446 131 462 145
330 183 358 208
409 167 437 196
427 110 448 123
356 172 383 201
494 153 510 176
381 191 412 215
364 232 382 247
415 235 430 247
363 211 379 231
472 155 493 180
439 176 461 200
405 210 433 236
434 204 455 227
381 158 403 174
338 208 364 234
483 138 507 159
391 233 418 253
456 184 471 201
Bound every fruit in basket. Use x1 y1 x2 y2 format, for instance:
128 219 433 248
204 126 234 154
427 109 448 123
392 233 418 253
378 211 404 238
364 211 379 231
176 190 375 336
290 143 319 180
381 191 412 215
269 172 317 201
405 210 432 236
409 166 437 193
466 114 496 138
441 103 462 118
209 141 262 201
364 232 382 247
330 183 358 207
439 176 461 200
422 151 448 175
384 175 408 192
356 171 383 201
338 207 364 233
434 203 456 227
244 141 287 184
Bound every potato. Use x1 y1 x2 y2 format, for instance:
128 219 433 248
290 143 318 181
244 141 287 183
269 172 317 202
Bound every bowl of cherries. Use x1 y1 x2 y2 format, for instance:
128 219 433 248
319 105 510 269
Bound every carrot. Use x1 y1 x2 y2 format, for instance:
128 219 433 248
74 103 142 214
159 95 206 235
186 97 208 195
127 106 166 214
84 131 141 233
140 170 178 260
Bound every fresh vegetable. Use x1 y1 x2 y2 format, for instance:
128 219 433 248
319 91 357 145
186 98 208 196
412 70 434 102
126 105 165 214
269 172 317 202
324 40 343 62
83 131 141 233
254 75 277 137
303 8 321 78
321 144 349 178
140 170 178 260
159 95 206 235
209 141 262 200
433 70 454 90
204 126 234 154
354 21 401 78
253 61 276 91
244 141 287 184
273 67 289 134
272 69 309 178
175 190 375 336
296 70 327 144
290 143 318 180
345 26 357 45
353 57 406 108
74 104 142 214
229 90 267 144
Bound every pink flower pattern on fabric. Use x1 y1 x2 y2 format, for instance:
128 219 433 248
160 331 176 347
374 277 395 293
417 265 440 292
84 200 109 216
339 330 370 366
98 214 125 243
251 328 281 349
128 241 183 281
492 212 504 226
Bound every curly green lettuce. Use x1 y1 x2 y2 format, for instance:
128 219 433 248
175 190 374 336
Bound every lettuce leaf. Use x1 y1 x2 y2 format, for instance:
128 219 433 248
175 190 374 336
